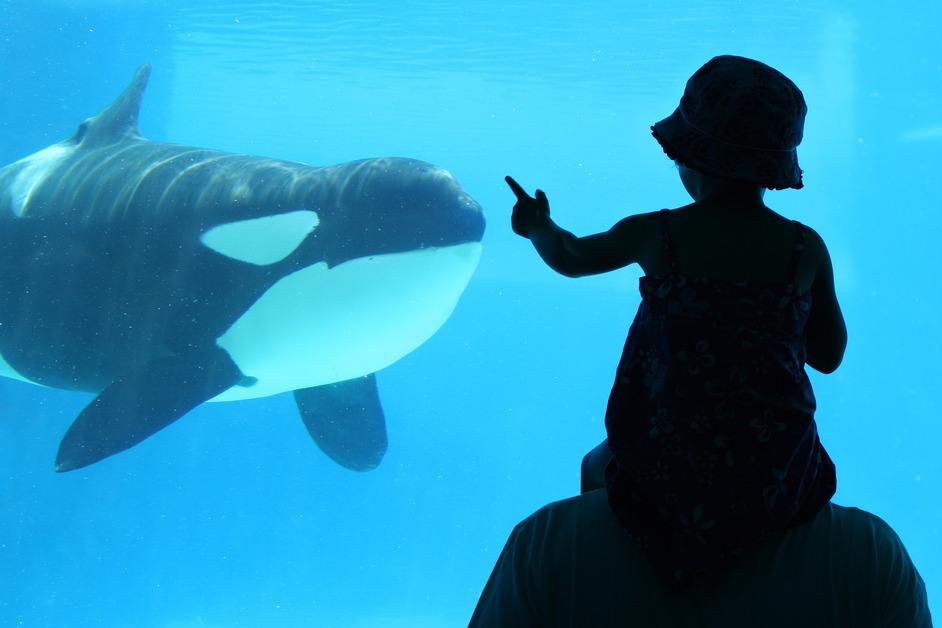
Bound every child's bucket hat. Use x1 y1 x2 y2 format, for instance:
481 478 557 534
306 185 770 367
652 55 807 190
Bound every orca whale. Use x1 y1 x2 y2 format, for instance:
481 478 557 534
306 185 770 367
0 65 485 472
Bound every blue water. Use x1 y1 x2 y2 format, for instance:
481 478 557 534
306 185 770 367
1 1 939 625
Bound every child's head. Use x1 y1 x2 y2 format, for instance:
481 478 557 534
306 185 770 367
652 55 807 191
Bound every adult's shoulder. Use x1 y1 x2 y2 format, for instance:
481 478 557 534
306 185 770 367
511 489 617 543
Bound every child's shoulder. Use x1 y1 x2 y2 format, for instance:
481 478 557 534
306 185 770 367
649 204 831 277
758 212 832 275
798 222 828 251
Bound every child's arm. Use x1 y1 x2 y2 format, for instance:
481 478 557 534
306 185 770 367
805 228 847 373
506 176 645 277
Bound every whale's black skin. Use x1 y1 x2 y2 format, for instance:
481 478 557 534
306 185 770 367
0 65 485 472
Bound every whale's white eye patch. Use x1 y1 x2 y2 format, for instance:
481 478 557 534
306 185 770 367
201 210 319 265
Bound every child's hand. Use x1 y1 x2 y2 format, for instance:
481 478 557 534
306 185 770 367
506 176 550 238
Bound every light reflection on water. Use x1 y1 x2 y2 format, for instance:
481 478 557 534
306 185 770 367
169 0 820 91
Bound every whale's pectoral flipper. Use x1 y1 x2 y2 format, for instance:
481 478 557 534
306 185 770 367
55 346 242 472
294 374 388 472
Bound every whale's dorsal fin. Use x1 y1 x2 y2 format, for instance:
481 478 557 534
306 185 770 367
74 64 152 148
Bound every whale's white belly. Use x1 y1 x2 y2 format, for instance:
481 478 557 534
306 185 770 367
212 241 482 401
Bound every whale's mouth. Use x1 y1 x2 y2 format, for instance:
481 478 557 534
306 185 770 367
211 241 482 402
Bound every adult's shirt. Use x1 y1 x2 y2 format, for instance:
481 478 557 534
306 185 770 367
470 489 932 628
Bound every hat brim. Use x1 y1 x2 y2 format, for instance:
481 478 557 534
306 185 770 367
652 107 804 190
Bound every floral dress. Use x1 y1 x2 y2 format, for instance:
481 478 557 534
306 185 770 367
604 208 837 588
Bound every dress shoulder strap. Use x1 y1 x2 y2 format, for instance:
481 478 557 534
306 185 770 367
785 220 805 285
658 209 679 275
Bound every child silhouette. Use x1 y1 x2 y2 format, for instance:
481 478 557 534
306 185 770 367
507 55 847 588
